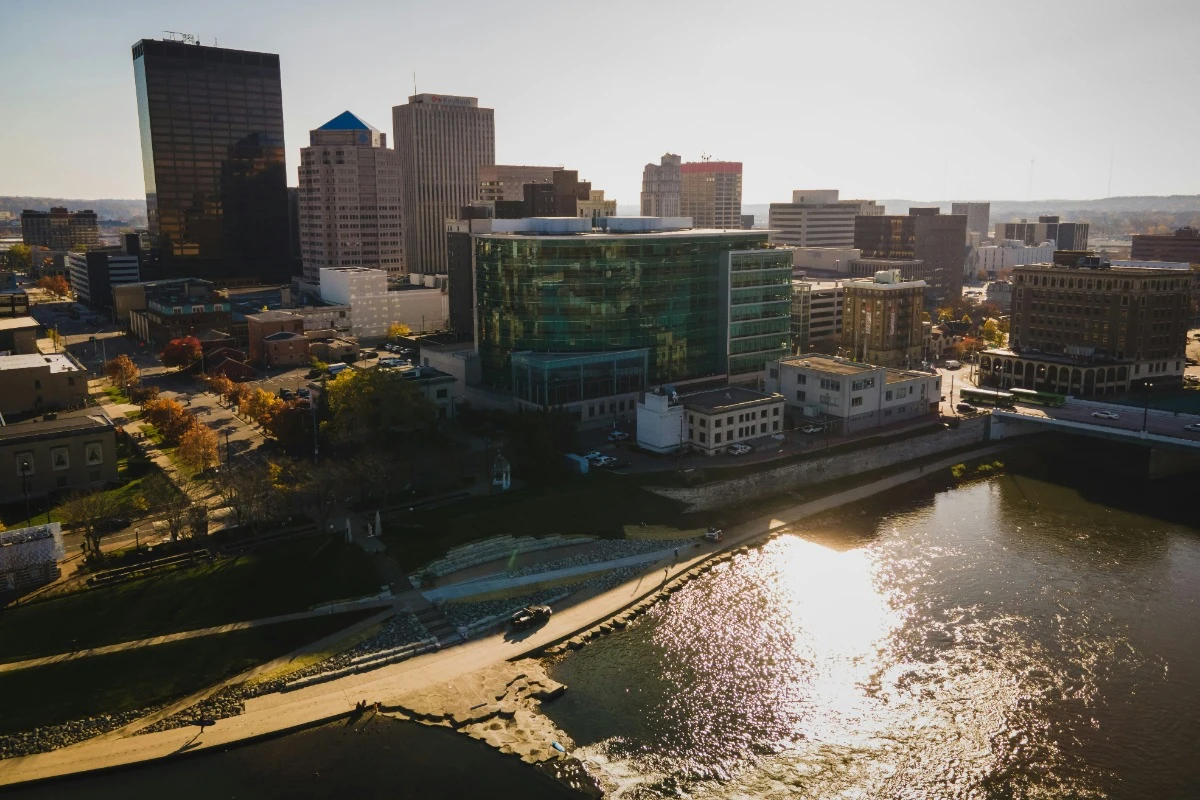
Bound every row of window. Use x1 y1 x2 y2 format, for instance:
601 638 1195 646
689 420 781 444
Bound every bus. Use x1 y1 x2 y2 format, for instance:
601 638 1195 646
1008 387 1067 407
960 387 1016 408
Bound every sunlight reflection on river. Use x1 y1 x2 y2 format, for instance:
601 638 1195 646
546 475 1200 799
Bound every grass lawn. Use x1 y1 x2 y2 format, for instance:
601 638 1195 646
382 471 699 573
0 537 382 663
103 385 130 404
0 610 374 735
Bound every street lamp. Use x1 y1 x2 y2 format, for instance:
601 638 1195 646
18 456 32 526
1142 381 1154 433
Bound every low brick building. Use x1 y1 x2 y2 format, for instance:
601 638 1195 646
0 317 40 355
261 330 310 367
246 310 305 366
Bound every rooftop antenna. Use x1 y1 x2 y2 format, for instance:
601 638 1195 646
163 31 199 44
413 71 417 95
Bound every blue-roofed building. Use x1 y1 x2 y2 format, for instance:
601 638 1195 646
299 112 404 281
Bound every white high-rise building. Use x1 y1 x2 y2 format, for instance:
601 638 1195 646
640 153 682 217
298 111 403 282
768 190 882 249
393 94 495 275
951 202 990 238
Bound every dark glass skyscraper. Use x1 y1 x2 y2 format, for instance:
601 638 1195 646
131 39 290 284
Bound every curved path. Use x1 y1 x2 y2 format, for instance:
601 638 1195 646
0 443 1008 788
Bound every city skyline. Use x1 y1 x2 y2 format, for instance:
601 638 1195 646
3 0 1199 205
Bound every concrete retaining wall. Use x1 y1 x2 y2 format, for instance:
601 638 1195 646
648 416 990 512
413 534 598 583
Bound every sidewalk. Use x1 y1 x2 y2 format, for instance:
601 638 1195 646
0 440 1009 788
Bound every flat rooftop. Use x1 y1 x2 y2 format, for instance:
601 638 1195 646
682 386 780 412
779 354 874 376
0 353 79 373
476 228 769 242
0 316 39 332
0 414 112 443
885 368 933 384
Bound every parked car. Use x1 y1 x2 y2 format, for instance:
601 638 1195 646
607 430 630 442
728 443 752 456
510 605 552 631
601 459 630 470
800 424 823 434
279 388 295 400
296 387 311 398
583 450 603 461
1183 423 1200 432
945 360 962 370
1091 410 1119 420
593 456 617 467
704 527 723 542
956 402 977 413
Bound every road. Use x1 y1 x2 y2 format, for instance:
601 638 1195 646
1001 398 1200 441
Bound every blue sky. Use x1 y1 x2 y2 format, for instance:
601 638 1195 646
2 0 1198 203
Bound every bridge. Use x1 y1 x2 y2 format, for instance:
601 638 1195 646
987 398 1200 477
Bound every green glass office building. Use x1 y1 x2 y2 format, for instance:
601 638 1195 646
475 226 777 393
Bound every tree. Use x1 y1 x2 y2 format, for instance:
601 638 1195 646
5 243 31 272
294 461 344 532
129 384 160 407
60 489 126 560
105 354 139 390
323 368 435 445
981 319 1004 348
504 409 579 483
143 397 193 444
386 322 412 341
242 388 284 428
177 421 219 473
264 398 311 451
226 382 251 408
160 336 203 369
204 374 234 398
37 275 70 298
142 472 192 543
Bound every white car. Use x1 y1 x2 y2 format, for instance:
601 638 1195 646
1184 423 1200 432
800 424 823 434
607 431 630 442
1091 410 1119 420
594 456 617 467
583 450 603 461
728 443 752 456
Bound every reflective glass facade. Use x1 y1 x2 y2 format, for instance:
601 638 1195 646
476 231 771 388
723 249 793 378
512 350 648 408
132 40 290 284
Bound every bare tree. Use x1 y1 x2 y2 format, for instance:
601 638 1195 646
60 490 126 559
143 472 192 543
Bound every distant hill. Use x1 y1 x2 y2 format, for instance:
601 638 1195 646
0 197 147 224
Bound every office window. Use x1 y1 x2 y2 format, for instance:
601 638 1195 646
796 390 806 401
772 407 779 416
851 397 863 407
714 433 722 443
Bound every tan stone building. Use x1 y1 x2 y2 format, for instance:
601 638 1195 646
680 161 742 229
0 353 88 417
0 317 40 355
0 415 118 502
841 270 927 368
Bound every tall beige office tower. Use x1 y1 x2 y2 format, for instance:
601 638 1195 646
298 111 403 282
680 161 743 229
769 190 884 249
640 153 682 217
393 94 495 275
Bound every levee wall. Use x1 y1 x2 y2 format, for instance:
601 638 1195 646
648 416 990 512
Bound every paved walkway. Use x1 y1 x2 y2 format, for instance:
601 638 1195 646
0 596 394 674
0 442 1009 788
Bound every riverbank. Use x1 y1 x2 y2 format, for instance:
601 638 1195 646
0 440 1012 791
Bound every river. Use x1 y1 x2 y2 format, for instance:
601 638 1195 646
545 467 1200 799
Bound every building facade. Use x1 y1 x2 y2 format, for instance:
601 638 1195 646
680 161 742 229
805 279 845 354
996 217 1090 251
318 267 447 339
474 218 773 393
722 249 793 381
1130 227 1200 263
0 317 40 355
126 279 233 349
790 280 811 353
577 190 617 223
68 248 140 312
791 246 862 275
131 39 291 284
766 354 940 434
950 202 990 238
640 153 682 217
967 240 1055 278
635 386 785 456
0 524 65 599
769 190 882 249
298 111 403 282
393 94 495 275
854 209 967 304
246 310 305 366
20 208 99 251
0 353 87 417
991 260 1191 393
479 165 559 203
0 416 118 503
840 270 926 367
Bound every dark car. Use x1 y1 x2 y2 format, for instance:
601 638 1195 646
510 605 552 630
98 516 132 533
280 388 295 400
600 459 630 470
956 402 977 414
296 387 311 398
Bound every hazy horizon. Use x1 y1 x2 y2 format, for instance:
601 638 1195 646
2 0 1198 204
